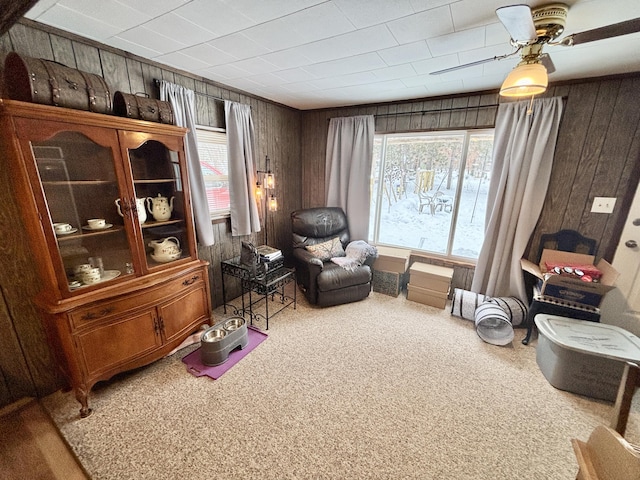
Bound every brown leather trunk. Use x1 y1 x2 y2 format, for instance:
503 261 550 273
3 52 113 114
113 92 174 125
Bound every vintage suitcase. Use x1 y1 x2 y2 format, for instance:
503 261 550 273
113 91 174 124
4 52 113 114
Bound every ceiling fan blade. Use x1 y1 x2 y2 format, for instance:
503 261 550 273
430 50 520 75
559 18 640 46
496 4 537 44
540 54 556 74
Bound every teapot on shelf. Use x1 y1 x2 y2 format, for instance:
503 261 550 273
148 236 181 261
147 194 174 222
115 197 147 224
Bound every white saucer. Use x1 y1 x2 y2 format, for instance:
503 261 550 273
82 223 113 231
69 270 121 289
56 228 78 236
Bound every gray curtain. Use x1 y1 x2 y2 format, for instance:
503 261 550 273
159 81 214 246
471 97 564 301
325 115 375 240
224 101 260 236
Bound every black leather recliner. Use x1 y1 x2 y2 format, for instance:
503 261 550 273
291 207 373 307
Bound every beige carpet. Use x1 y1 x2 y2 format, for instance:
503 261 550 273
42 288 639 480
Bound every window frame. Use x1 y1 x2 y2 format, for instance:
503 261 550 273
195 125 230 220
369 128 494 263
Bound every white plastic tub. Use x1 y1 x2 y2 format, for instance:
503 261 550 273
535 314 640 401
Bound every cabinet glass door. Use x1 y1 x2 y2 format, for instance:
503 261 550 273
30 130 134 293
123 135 192 270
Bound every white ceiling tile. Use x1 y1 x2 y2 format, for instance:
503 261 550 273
261 48 314 70
115 0 190 18
378 41 432 66
117 26 188 55
206 33 271 60
200 63 252 80
372 64 418 81
180 43 239 66
144 13 217 45
107 36 163 59
312 72 378 90
427 26 487 57
449 0 507 30
58 0 151 30
303 53 387 78
410 0 456 12
242 19 307 51
225 0 326 23
333 0 415 28
288 25 398 64
32 4 121 41
174 0 257 36
411 53 461 75
386 5 454 44
24 0 59 18
229 57 280 76
426 79 464 94
485 21 511 46
273 68 318 84
155 51 212 71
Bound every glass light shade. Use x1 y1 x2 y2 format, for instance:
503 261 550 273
265 172 275 189
268 195 278 212
255 182 263 198
500 63 548 97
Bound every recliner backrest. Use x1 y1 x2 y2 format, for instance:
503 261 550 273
291 207 350 249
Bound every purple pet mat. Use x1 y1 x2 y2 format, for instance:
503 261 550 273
182 325 267 379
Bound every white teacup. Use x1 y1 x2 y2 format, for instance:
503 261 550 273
54 222 73 234
87 218 106 229
74 263 93 275
81 268 102 285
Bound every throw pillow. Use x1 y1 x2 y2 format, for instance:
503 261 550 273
306 237 345 261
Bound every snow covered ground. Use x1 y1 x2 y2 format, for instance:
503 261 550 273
369 173 489 260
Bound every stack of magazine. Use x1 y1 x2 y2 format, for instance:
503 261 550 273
257 245 283 262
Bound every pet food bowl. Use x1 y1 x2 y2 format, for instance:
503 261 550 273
202 328 226 342
224 317 245 332
200 317 249 366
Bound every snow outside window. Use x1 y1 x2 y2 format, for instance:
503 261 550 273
368 130 494 260
196 127 230 218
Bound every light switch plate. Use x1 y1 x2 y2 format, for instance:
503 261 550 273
591 197 616 213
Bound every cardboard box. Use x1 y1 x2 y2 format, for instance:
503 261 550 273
408 262 453 292
407 283 449 309
372 270 407 297
373 246 410 274
521 249 619 308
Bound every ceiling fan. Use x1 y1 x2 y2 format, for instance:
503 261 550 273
430 2 640 94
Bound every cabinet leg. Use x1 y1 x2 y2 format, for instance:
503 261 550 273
75 387 93 418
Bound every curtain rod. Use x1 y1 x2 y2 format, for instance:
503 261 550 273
374 103 500 118
153 79 226 103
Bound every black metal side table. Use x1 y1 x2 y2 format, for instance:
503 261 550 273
221 255 296 330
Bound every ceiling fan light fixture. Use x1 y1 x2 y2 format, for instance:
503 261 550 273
499 62 548 97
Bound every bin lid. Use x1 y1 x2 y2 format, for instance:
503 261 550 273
535 314 640 362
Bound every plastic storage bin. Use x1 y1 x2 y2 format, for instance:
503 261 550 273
535 314 640 401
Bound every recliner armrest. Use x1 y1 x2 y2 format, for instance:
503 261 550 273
293 248 324 268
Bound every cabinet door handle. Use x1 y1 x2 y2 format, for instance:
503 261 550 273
158 317 165 332
182 275 199 286
153 317 161 335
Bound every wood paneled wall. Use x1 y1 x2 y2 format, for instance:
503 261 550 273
0 19 302 407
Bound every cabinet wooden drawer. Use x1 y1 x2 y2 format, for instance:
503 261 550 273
69 268 206 328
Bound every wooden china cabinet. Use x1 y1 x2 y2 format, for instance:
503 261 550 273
0 99 212 417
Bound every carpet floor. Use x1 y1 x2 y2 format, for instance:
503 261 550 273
42 288 640 480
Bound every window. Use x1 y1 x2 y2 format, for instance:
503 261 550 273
369 130 494 260
196 127 230 217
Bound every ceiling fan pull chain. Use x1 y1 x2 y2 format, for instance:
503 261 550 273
527 95 535 116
